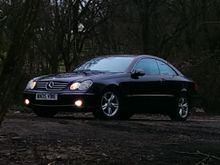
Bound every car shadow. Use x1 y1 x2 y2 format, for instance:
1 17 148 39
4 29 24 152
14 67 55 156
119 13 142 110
129 118 172 122
55 116 95 121
54 113 173 122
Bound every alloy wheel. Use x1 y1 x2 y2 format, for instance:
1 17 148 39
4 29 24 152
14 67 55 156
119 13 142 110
178 97 189 119
101 91 119 117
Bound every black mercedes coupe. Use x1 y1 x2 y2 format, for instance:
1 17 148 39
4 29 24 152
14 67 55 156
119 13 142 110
24 55 197 121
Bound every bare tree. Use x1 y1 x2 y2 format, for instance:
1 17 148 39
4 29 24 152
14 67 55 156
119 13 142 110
33 0 112 72
0 1 9 66
0 0 41 124
133 0 165 54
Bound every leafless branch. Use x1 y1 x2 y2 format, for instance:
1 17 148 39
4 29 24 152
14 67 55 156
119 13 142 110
175 150 220 163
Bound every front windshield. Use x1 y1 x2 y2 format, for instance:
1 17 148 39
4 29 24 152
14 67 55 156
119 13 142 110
74 56 134 72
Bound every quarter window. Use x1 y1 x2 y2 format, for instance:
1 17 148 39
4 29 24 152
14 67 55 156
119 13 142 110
134 58 159 75
157 60 177 76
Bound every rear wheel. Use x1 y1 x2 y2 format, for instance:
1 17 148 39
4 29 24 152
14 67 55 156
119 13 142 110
33 107 57 118
169 96 189 121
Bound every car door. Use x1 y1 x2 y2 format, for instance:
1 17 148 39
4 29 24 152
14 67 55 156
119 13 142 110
126 58 163 112
156 60 180 105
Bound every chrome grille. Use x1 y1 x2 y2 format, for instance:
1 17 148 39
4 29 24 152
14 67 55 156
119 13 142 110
36 81 69 91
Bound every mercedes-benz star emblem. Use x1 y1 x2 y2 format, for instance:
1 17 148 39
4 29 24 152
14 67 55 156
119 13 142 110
47 81 54 89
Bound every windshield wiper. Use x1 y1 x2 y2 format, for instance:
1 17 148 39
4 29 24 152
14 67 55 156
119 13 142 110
73 69 91 75
73 69 108 75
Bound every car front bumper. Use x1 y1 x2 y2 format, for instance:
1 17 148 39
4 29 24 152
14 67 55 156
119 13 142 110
23 91 97 111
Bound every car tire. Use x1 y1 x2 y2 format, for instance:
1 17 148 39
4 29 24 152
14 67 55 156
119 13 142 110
33 107 57 118
93 89 131 120
169 96 190 121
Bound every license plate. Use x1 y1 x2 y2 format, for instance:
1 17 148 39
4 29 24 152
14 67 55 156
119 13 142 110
36 93 58 100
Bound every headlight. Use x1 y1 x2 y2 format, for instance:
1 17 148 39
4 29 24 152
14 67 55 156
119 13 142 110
26 80 36 90
70 82 80 90
70 80 93 91
78 80 93 90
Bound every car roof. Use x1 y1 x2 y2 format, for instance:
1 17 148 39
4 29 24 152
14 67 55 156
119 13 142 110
97 54 183 76
98 54 167 62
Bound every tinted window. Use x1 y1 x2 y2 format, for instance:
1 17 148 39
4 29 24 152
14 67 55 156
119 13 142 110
157 60 177 76
134 58 159 75
75 57 134 72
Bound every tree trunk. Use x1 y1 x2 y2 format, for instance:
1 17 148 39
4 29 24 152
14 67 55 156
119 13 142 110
134 0 151 54
0 0 41 125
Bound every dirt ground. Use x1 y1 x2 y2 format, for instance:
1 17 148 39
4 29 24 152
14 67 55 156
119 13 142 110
0 111 220 165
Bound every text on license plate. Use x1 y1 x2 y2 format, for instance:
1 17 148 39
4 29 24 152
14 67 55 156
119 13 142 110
36 93 58 100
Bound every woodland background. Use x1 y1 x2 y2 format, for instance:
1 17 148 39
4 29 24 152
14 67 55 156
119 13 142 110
0 0 220 122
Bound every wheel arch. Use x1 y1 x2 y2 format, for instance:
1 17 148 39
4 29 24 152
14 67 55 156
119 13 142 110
100 83 127 100
179 88 192 108
180 88 188 96
101 84 122 96
104 84 119 90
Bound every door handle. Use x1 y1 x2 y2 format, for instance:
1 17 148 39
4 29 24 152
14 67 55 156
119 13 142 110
160 78 165 82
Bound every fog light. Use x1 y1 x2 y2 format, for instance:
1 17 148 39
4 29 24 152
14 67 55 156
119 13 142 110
74 100 83 107
24 99 30 105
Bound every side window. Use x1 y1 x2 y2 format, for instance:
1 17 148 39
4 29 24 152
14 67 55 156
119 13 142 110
134 58 159 75
157 60 177 76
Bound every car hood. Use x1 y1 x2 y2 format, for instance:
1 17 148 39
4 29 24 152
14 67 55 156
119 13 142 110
36 71 116 82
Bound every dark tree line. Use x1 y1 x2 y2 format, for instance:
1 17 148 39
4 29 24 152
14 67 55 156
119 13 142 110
0 0 42 124
0 0 220 123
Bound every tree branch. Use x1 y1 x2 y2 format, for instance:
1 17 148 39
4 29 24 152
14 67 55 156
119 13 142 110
175 150 220 162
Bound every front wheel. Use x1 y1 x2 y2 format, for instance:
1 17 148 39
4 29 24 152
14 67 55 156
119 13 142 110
169 96 190 121
93 89 132 120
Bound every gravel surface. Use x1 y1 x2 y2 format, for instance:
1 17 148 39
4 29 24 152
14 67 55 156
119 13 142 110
0 112 220 165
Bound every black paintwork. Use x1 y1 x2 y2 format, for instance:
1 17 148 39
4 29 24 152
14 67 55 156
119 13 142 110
23 55 196 114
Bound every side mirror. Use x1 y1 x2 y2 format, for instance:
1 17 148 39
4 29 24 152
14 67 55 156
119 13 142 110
131 69 145 78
